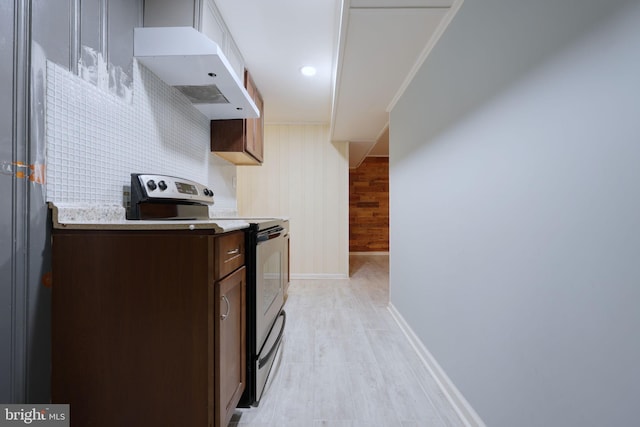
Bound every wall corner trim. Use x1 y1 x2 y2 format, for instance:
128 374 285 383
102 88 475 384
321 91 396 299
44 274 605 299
387 303 486 427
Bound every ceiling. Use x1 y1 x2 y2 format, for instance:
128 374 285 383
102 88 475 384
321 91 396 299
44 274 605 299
214 0 456 168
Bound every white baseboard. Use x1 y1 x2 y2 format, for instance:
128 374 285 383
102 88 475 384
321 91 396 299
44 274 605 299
388 303 486 427
290 274 349 280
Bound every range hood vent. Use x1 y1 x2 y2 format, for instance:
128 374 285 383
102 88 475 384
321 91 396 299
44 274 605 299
134 27 259 120
174 85 229 104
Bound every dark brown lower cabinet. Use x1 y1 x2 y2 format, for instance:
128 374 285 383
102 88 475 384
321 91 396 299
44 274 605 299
51 229 246 427
214 267 246 427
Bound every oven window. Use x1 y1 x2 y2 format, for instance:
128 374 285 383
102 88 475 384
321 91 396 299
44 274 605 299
262 251 282 314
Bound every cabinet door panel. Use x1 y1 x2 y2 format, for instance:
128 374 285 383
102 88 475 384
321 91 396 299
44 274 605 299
52 232 211 427
244 71 263 163
213 266 246 427
252 91 264 161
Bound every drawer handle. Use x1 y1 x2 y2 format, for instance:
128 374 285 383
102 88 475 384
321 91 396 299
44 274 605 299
226 248 240 255
221 295 230 320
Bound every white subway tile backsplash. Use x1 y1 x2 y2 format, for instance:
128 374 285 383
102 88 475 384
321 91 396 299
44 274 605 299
45 58 237 209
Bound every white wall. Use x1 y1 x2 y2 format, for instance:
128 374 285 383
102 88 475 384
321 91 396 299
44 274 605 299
45 59 237 210
237 124 349 278
390 0 640 426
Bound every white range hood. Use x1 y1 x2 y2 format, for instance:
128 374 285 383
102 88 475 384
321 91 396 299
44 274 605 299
134 26 259 120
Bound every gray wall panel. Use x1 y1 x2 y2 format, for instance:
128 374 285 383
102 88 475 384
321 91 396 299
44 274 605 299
0 0 16 403
1 0 142 403
29 0 72 403
80 0 101 53
24 43 51 403
390 0 640 426
31 0 72 69
108 0 141 93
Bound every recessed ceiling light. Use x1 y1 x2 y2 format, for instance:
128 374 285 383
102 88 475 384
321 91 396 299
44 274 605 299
300 66 317 77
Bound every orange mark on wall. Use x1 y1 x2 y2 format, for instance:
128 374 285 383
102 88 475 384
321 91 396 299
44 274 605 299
29 164 46 184
1 161 45 184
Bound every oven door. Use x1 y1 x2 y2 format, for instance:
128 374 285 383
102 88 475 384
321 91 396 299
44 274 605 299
255 226 286 350
255 309 285 403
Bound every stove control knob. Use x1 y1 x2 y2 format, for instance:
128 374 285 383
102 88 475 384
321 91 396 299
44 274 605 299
204 188 214 197
146 180 157 191
158 180 167 191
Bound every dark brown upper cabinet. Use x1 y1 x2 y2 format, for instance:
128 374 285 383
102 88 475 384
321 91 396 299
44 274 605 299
211 69 264 165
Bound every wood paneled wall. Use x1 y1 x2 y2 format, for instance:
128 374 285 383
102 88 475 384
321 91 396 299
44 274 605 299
236 124 349 278
349 157 389 252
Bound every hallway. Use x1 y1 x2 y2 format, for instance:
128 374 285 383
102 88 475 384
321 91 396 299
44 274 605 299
230 254 463 426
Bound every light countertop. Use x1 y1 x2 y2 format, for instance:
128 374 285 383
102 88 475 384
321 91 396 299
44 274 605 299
50 203 250 233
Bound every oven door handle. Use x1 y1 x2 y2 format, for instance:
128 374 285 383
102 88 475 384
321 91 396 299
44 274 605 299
258 310 287 369
256 226 285 244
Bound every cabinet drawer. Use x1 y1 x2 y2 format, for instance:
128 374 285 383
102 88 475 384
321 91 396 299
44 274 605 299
214 231 245 280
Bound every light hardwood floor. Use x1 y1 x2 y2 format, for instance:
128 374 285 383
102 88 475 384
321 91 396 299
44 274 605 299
230 254 463 427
